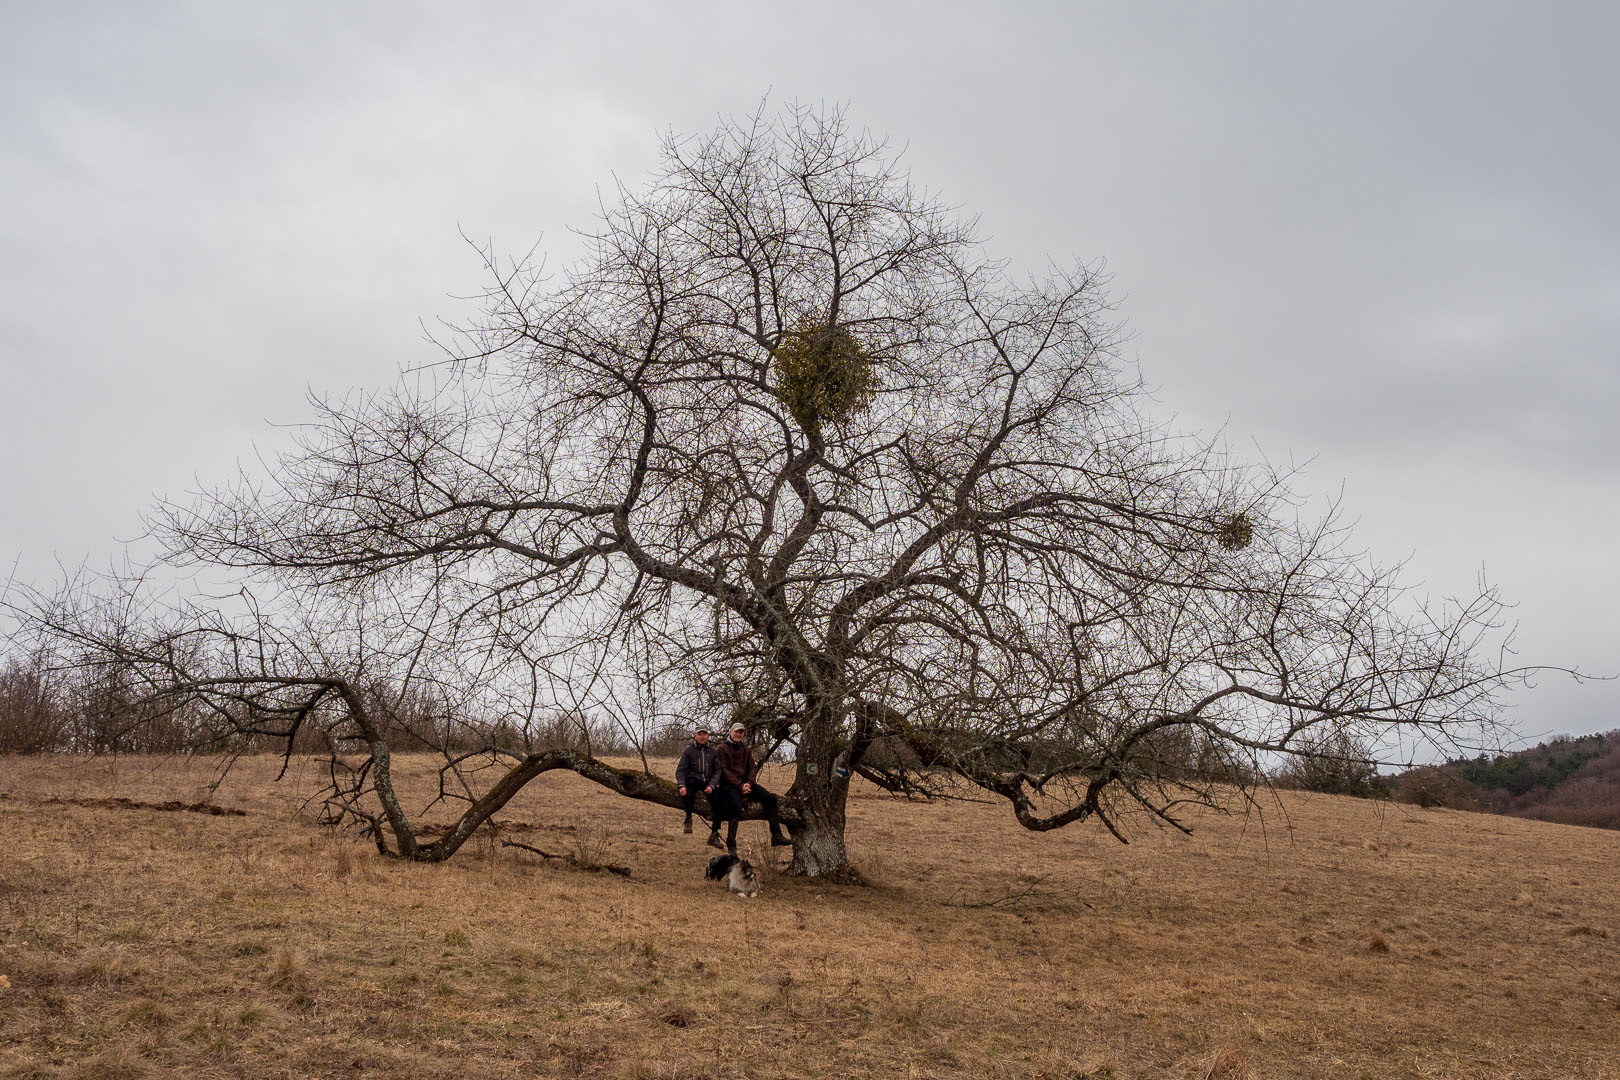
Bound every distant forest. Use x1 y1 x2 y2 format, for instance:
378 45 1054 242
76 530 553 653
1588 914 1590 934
1391 730 1620 830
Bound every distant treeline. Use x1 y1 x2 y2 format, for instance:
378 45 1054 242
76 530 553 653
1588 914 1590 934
8 642 1617 832
0 650 689 759
1390 730 1620 830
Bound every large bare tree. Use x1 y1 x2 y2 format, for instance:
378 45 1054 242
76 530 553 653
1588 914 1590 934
46 107 1531 878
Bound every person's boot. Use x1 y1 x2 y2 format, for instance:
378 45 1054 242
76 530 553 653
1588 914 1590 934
706 833 724 850
770 832 792 847
683 815 693 834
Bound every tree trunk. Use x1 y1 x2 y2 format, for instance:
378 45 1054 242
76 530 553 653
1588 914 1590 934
335 682 418 858
786 784 850 878
785 713 857 880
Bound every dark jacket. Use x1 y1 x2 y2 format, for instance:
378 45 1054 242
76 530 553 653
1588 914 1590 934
675 741 720 789
716 735 758 787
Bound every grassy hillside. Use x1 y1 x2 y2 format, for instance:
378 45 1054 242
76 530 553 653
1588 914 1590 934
1394 730 1620 829
2 754 1617 1080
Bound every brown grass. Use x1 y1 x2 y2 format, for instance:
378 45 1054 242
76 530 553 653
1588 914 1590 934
2 753 1618 1079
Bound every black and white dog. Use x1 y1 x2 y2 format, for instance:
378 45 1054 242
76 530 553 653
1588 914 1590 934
704 853 761 898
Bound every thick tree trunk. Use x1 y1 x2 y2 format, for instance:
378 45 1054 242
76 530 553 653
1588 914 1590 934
786 783 850 878
784 713 857 880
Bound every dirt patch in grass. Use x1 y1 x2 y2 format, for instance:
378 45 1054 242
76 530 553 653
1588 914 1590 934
2 753 1618 1079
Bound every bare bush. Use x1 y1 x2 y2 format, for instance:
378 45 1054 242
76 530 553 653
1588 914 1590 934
1392 766 1481 810
1274 731 1388 799
0 652 69 753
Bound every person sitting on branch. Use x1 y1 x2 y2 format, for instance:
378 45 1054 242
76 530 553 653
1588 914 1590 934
674 725 723 844
713 721 792 853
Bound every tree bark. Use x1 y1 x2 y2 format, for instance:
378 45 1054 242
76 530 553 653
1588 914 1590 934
334 681 418 858
784 709 857 880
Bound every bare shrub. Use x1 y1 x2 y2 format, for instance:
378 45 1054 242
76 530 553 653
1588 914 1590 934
0 653 70 753
571 825 615 870
1274 731 1386 798
1393 765 1480 810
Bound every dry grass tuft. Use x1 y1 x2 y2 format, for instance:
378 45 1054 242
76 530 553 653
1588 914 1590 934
330 838 380 881
1184 1045 1254 1080
266 947 312 1006
1367 932 1392 954
236 1005 271 1026
72 950 138 987
116 998 171 1029
332 840 355 877
268 947 304 987
571 823 615 869
65 1045 153 1080
618 1057 708 1080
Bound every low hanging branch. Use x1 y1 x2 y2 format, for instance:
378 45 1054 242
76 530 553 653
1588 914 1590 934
360 747 799 863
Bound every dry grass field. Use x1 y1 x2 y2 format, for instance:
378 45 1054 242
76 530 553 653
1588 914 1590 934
1 753 1616 1080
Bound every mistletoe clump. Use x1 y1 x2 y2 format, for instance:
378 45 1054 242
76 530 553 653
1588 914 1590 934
1215 511 1255 551
771 322 878 430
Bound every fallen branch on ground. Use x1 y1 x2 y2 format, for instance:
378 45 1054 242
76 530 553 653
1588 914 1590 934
500 838 631 877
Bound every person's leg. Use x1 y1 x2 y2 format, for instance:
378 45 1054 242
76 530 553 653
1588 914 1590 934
705 789 724 845
720 786 744 852
711 786 738 850
681 788 697 832
751 785 791 845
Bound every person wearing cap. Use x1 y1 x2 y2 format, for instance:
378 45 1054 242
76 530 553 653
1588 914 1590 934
674 725 722 842
713 721 792 853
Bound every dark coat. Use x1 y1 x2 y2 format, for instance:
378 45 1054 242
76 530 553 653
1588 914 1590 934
716 735 758 787
675 741 720 789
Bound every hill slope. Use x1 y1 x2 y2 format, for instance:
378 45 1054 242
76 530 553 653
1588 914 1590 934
1394 729 1620 829
2 754 1618 1080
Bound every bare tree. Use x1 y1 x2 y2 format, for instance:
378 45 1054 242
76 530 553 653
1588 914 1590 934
51 106 1536 878
0 647 70 753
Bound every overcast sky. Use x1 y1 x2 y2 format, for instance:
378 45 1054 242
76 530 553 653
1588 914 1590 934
3 1 1615 747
